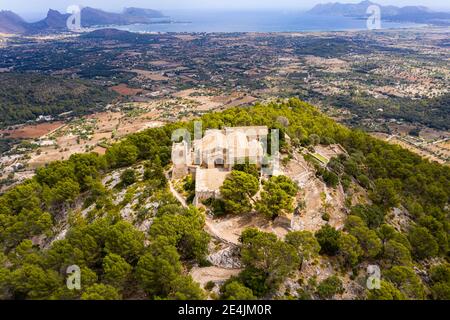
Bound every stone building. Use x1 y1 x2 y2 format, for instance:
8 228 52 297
171 126 269 206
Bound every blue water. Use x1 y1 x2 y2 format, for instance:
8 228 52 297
115 10 424 33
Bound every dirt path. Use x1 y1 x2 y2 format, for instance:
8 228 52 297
205 216 240 247
285 150 348 232
165 171 239 247
166 171 188 208
190 266 241 288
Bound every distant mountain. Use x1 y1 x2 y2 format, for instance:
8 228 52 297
123 7 165 19
79 7 166 26
308 1 450 25
0 7 167 34
309 1 396 17
29 9 70 32
0 11 29 34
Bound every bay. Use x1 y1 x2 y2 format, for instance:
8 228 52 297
114 10 425 33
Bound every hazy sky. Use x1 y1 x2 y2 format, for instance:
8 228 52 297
1 0 449 20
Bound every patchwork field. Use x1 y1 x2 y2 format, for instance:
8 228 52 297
0 121 64 139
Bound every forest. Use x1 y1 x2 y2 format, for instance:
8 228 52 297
326 93 450 131
0 73 116 127
0 98 448 300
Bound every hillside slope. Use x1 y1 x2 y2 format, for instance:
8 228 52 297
0 11 28 34
0 73 116 127
0 99 448 300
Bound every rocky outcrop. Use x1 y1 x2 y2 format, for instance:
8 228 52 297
208 245 242 269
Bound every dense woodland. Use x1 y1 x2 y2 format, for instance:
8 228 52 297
0 73 116 127
326 93 450 131
0 99 449 300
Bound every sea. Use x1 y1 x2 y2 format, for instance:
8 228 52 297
114 10 425 33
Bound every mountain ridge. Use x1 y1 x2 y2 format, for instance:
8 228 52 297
0 10 29 34
0 7 166 34
308 1 450 25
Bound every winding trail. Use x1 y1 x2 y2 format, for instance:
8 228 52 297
166 171 188 208
166 170 237 247
204 216 239 247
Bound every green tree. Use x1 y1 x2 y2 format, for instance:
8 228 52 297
320 170 339 188
240 229 300 293
149 207 210 263
357 174 371 189
408 226 439 260
383 240 412 267
430 264 450 300
0 253 11 299
345 216 382 259
168 275 205 300
51 180 80 204
384 266 426 300
8 240 43 267
316 276 344 299
233 161 260 179
430 283 450 300
0 268 10 299
377 224 411 250
430 264 450 284
104 221 145 264
136 244 182 298
367 280 406 300
338 233 363 267
81 284 121 300
417 215 448 255
370 179 400 209
352 228 382 258
1 209 52 249
35 161 76 188
238 267 270 298
351 205 385 229
220 171 259 214
106 144 139 168
70 153 106 190
120 169 137 187
10 263 62 299
102 253 132 288
309 134 321 146
221 280 256 300
285 231 320 266
315 225 341 256
256 176 298 219
144 159 167 188
66 224 105 268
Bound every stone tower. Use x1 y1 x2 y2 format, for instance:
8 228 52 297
171 140 191 179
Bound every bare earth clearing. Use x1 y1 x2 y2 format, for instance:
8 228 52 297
0 121 64 139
